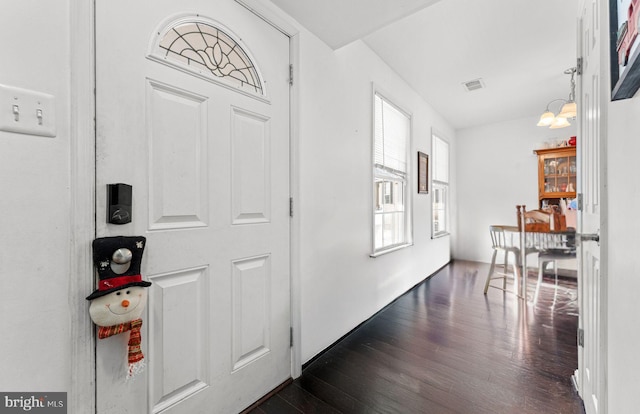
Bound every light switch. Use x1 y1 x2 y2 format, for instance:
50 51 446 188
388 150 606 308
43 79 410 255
0 84 56 137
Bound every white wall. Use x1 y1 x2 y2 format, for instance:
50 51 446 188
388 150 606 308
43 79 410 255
0 0 72 392
455 117 576 263
297 32 455 362
606 97 640 413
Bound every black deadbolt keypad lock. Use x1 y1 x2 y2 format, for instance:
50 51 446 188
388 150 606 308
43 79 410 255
107 183 132 225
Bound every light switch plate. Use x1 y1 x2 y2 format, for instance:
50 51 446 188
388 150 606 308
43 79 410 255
0 84 56 137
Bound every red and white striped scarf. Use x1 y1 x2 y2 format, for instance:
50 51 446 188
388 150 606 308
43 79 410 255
98 318 145 379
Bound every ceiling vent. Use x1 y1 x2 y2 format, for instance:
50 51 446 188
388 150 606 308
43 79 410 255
462 78 485 92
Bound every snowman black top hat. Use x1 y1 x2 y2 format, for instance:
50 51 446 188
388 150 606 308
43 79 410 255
86 236 151 300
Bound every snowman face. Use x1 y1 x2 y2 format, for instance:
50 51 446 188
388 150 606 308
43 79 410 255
89 286 147 326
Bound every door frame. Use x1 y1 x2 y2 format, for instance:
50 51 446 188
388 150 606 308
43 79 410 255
69 0 97 413
69 1 302 412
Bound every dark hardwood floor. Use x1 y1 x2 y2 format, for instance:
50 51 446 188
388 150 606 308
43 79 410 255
249 260 585 414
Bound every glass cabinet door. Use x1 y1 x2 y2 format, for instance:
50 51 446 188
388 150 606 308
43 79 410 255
543 155 576 193
535 146 577 207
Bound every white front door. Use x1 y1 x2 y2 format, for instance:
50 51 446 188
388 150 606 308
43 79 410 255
576 0 606 412
95 1 291 413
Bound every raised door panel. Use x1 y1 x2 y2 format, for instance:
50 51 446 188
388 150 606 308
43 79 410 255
148 267 210 413
231 108 271 225
147 80 209 230
231 255 271 370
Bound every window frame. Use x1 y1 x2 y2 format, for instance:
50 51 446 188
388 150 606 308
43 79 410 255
371 88 413 256
147 15 268 101
431 132 450 238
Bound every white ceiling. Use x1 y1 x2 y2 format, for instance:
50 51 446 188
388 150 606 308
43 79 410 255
268 0 443 49
270 0 579 130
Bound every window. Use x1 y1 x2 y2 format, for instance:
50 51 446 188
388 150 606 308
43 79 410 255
150 17 264 95
372 92 412 254
432 134 449 237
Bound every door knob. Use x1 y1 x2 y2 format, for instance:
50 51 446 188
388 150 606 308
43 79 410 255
577 232 600 245
112 248 133 264
580 233 600 242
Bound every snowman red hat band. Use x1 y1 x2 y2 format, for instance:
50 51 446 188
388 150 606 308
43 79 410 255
86 276 151 300
99 274 144 291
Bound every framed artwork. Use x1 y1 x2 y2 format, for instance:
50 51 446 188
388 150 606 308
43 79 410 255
418 151 429 194
611 0 640 100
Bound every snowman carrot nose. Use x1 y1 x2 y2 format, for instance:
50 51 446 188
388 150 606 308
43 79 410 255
121 300 130 308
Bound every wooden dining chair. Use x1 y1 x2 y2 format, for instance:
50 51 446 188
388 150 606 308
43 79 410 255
517 205 566 232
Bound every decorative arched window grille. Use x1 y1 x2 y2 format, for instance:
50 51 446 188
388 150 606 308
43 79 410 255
152 18 264 95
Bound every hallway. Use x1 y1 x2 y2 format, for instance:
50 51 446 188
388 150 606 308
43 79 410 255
250 260 584 413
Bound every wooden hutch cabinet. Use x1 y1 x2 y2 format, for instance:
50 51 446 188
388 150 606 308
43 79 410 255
534 146 577 208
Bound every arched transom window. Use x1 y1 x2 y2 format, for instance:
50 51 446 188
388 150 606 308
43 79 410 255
154 20 264 95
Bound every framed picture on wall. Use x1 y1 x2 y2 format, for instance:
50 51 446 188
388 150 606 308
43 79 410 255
418 151 429 194
611 0 640 100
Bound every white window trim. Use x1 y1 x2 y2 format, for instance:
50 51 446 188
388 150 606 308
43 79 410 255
147 13 269 103
431 132 450 239
370 86 414 256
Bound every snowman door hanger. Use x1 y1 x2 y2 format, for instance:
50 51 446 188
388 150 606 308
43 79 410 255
86 236 151 379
